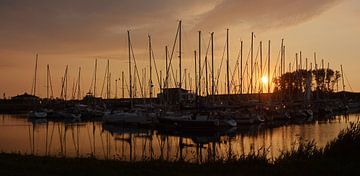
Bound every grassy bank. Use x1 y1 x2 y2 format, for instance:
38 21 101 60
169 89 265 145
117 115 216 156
1 123 360 175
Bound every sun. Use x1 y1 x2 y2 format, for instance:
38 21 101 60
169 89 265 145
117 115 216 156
261 76 268 84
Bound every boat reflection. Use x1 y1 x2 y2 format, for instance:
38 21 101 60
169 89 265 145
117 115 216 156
0 114 357 163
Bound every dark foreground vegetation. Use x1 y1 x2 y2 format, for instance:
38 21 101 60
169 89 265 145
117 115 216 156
1 123 360 176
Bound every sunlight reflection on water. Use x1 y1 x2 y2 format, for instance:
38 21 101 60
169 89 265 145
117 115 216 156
0 113 359 162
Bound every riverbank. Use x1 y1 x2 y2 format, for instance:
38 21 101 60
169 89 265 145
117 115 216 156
1 123 359 176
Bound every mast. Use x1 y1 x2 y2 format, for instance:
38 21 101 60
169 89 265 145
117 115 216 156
341 65 345 92
164 46 169 107
211 32 215 103
64 66 68 100
296 53 298 71
122 71 125 98
280 39 284 75
300 51 302 70
283 45 286 74
205 52 208 96
60 65 68 100
127 31 133 106
148 35 153 99
194 50 197 96
178 20 182 88
94 59 97 97
314 52 317 87
188 73 191 92
184 69 187 89
226 29 230 95
134 69 137 98
268 40 271 93
46 64 54 99
327 62 330 91
240 40 243 94
160 70 162 94
32 53 38 96
165 46 168 89
198 31 201 96
260 41 263 93
115 78 118 99
106 59 110 99
46 64 49 99
250 32 254 94
77 67 81 100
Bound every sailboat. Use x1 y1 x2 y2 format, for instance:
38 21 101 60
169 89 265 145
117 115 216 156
102 31 156 126
28 54 48 119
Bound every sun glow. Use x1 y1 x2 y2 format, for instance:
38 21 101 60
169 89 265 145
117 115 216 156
261 76 268 84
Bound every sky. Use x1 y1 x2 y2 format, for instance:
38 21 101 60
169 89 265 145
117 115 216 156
0 0 359 98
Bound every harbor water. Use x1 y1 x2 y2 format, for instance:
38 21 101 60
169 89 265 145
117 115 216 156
0 113 358 162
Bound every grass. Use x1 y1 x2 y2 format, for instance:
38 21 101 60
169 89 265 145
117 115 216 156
1 123 360 175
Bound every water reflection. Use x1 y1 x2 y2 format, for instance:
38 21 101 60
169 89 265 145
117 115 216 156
0 114 359 162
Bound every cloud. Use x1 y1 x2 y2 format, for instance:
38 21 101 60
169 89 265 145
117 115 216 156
0 0 343 56
0 0 217 53
195 0 343 31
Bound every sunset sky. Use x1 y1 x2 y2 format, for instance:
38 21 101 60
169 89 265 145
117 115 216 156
0 0 359 98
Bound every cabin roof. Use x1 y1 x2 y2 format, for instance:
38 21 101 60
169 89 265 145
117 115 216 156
11 92 39 100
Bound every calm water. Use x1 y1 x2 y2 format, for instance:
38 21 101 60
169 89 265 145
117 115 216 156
0 114 359 162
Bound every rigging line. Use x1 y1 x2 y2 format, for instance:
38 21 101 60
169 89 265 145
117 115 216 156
271 49 282 84
151 49 161 89
169 59 177 88
88 61 95 94
73 77 78 99
344 72 353 92
215 37 227 90
200 31 209 76
200 36 211 79
241 47 251 86
253 44 260 91
71 78 76 99
60 66 68 99
230 59 239 89
235 40 242 92
165 22 180 88
48 66 54 98
123 76 130 97
179 24 193 85
262 53 268 75
100 61 108 97
243 50 251 93
292 55 297 72
130 40 144 98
